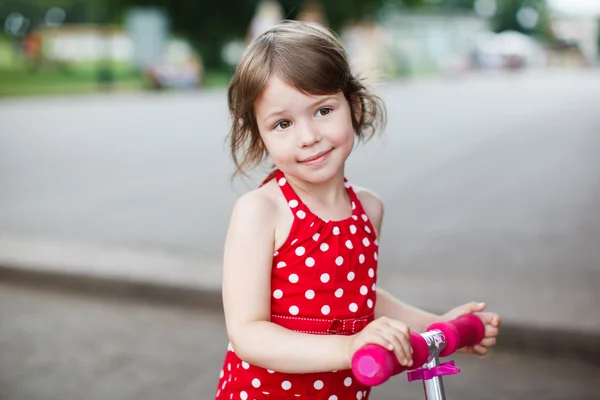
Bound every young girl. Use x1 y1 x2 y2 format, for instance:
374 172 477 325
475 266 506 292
216 21 500 400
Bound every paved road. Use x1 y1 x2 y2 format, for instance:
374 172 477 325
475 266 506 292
1 282 599 400
1 69 599 331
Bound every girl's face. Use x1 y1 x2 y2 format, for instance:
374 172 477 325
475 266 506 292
254 75 355 184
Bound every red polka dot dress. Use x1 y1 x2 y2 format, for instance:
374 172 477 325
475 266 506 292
215 169 379 400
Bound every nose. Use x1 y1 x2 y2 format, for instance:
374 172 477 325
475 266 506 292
298 120 321 148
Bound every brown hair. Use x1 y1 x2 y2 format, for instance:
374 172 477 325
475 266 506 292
227 20 387 178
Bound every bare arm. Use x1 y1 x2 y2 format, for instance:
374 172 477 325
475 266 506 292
354 187 441 333
222 191 352 373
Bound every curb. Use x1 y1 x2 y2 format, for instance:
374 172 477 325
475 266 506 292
2 262 599 367
1 233 598 366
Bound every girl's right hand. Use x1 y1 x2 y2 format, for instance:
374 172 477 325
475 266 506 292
348 317 413 367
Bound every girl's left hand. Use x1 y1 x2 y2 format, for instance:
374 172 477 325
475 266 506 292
439 302 501 356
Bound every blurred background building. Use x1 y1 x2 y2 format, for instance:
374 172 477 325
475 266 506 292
0 0 598 96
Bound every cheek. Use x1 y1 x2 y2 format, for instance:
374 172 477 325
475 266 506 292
262 135 296 163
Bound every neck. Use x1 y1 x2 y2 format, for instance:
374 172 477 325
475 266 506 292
284 168 348 207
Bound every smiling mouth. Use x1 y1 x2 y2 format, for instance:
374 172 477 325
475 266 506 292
300 149 333 163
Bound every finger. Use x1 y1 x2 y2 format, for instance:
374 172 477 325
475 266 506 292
363 331 395 354
475 312 497 324
376 329 410 366
484 325 499 339
480 337 497 348
386 321 413 363
447 302 486 320
472 344 489 355
492 314 501 327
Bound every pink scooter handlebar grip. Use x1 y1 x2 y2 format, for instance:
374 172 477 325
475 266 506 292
351 331 429 387
352 315 486 386
427 314 485 357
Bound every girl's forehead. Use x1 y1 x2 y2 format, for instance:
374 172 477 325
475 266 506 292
256 75 339 111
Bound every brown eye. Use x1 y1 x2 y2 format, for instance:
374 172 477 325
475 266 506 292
275 120 291 130
316 107 332 117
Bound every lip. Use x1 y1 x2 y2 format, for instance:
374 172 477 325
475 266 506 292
300 149 333 164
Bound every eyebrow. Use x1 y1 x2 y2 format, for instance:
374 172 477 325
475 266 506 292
263 95 339 124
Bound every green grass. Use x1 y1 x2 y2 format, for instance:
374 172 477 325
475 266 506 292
0 64 232 97
0 62 144 97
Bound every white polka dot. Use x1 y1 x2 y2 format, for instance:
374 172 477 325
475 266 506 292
320 243 329 251
374 252 378 260
352 215 358 220
314 380 324 390
335 288 344 298
228 342 234 352
365 226 372 234
291 239 298 245
345 181 351 188
242 361 250 369
333 226 340 235
305 257 315 267
329 396 338 400
361 214 368 222
350 225 357 234
222 381 226 389
335 256 344 266
321 305 330 315
368 268 375 278
372 283 376 290
297 210 306 219
349 303 358 312
357 391 363 399
252 378 261 388
267 369 275 374
305 290 315 300
228 363 231 371
344 377 353 387
289 274 299 283
288 199 299 208
282 381 292 390
363 237 370 247
313 233 320 241
278 178 286 186
360 285 368 295
345 240 353 249
273 289 283 299
359 254 365 264
352 201 356 210
220 370 224 378
273 251 279 256
310 222 314 227
277 261 287 268
289 305 299 315
374 239 379 246
295 246 306 256
347 271 355 281
320 273 330 283
367 299 374 308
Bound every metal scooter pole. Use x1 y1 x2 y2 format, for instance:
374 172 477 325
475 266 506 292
422 355 446 400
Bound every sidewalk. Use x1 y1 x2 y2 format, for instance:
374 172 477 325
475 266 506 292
1 232 599 365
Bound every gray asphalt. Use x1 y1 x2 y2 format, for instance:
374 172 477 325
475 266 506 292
1 69 599 332
1 282 599 400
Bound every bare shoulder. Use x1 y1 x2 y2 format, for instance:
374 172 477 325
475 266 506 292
352 185 384 235
229 180 280 227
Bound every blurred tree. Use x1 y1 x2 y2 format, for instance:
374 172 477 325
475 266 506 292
491 0 552 40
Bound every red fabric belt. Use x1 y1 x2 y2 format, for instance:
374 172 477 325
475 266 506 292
271 313 374 335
